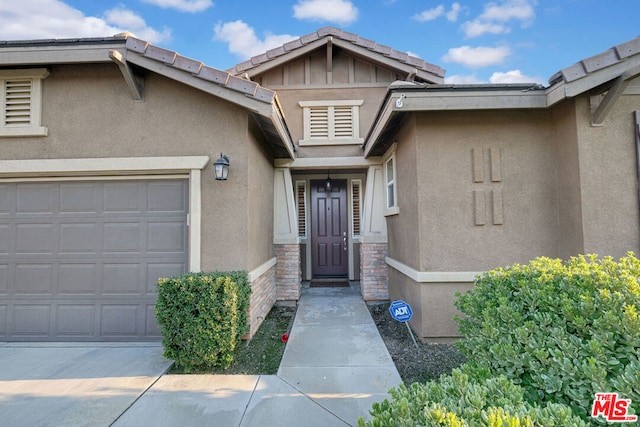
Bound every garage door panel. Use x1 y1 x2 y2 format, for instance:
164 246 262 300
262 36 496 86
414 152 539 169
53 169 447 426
16 223 55 254
16 184 56 214
60 223 100 253
14 264 54 295
148 222 186 252
102 264 141 294
103 182 142 213
56 305 95 337
1 179 188 341
103 222 142 252
58 264 97 294
59 183 99 213
148 181 187 212
13 304 51 336
101 305 139 337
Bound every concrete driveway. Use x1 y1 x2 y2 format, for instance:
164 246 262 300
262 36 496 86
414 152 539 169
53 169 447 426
0 343 171 427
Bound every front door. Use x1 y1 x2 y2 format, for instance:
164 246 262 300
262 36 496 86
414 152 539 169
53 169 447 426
311 179 348 277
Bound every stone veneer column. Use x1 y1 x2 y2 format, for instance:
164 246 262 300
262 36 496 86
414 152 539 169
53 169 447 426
275 244 301 301
360 242 389 300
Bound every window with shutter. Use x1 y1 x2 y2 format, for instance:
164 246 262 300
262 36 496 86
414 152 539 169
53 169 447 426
0 69 49 137
296 181 307 238
351 180 361 238
299 100 363 146
383 143 399 216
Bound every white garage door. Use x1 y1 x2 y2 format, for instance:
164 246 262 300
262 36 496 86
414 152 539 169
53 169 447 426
0 179 189 341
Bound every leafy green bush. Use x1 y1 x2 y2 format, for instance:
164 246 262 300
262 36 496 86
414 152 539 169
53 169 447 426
455 254 640 420
155 271 250 372
359 367 587 426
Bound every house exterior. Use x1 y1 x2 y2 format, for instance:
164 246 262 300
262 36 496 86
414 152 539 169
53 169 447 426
1 27 639 341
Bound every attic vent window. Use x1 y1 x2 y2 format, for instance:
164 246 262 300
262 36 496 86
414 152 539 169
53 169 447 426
299 100 363 146
0 69 49 137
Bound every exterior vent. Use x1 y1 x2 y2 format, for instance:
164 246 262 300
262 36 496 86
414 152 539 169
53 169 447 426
4 79 32 126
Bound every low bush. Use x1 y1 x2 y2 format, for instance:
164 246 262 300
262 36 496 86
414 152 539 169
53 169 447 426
455 254 640 421
360 367 587 426
155 271 250 372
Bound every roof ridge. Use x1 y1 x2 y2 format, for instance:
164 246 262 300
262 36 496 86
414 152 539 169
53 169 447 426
125 36 276 104
227 26 445 78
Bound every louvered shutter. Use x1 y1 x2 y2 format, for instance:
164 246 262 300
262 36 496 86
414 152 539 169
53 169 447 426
333 106 354 138
296 181 307 238
351 180 361 237
4 79 32 127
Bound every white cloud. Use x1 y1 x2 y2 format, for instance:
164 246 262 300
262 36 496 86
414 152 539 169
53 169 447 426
461 20 509 38
213 20 297 60
461 0 536 38
442 45 511 68
293 0 358 25
413 5 445 22
0 0 170 43
140 0 213 13
489 69 543 84
446 3 462 22
445 74 485 84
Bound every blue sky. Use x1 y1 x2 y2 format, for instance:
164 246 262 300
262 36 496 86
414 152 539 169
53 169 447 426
1 0 638 86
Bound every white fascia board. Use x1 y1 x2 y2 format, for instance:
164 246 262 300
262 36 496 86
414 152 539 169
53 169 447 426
0 156 210 177
270 102 296 159
0 44 123 65
363 95 396 158
274 156 383 169
563 56 640 98
124 52 273 116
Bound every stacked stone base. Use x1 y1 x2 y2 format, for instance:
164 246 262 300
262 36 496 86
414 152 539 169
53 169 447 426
274 244 301 301
360 242 389 300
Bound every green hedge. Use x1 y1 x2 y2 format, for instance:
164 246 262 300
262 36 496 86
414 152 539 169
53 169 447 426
455 254 640 421
360 367 587 426
155 271 250 372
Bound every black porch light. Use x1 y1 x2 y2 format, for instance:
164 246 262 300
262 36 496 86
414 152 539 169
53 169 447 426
325 170 333 191
214 153 230 180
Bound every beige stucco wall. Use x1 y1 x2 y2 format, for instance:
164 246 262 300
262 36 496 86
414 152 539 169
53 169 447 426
0 63 271 272
412 109 558 271
574 94 640 257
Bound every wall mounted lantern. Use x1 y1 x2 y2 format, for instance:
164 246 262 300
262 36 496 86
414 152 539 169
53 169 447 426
325 170 333 191
214 153 230 180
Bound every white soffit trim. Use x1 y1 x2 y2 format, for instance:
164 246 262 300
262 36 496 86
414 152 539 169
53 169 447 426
386 257 481 283
0 156 210 177
248 257 277 282
274 156 382 169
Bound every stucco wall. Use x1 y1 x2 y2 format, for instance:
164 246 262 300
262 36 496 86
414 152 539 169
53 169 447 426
386 114 421 270
574 94 640 257
414 109 558 271
0 63 263 272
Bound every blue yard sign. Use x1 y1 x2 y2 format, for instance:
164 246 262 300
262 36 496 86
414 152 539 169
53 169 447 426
389 300 413 322
389 300 418 349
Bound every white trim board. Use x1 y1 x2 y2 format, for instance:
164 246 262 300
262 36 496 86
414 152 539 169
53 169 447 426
248 257 277 282
386 257 481 283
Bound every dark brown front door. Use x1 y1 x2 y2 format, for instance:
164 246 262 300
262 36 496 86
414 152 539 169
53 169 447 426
311 179 348 277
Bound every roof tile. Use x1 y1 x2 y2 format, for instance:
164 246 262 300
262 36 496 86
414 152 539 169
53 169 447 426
581 49 620 73
234 60 254 73
339 31 358 42
144 44 177 64
173 55 203 74
267 46 286 59
226 74 258 96
252 53 269 65
125 37 148 54
561 63 587 83
283 38 303 52
353 37 377 50
197 65 230 85
300 32 320 45
254 86 276 103
615 37 640 59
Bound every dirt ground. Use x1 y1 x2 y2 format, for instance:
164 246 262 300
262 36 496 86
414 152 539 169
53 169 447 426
367 302 466 384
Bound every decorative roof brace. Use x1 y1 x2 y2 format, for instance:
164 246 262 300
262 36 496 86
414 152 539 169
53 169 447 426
590 64 640 126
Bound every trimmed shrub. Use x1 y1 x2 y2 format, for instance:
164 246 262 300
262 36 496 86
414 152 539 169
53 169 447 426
155 271 250 372
359 367 587 426
455 254 640 421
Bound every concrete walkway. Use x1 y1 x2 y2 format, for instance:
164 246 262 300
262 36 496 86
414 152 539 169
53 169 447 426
0 284 401 426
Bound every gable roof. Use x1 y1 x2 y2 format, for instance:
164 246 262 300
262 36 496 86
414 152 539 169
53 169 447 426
227 26 446 84
0 34 295 158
